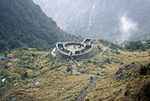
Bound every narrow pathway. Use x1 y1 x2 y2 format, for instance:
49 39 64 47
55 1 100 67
72 63 80 75
68 58 102 101
68 59 80 75
77 77 100 101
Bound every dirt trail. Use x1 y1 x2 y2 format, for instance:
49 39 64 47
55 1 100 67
68 59 80 75
77 77 100 101
68 59 102 101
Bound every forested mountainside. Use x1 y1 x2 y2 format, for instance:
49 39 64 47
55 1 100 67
0 0 75 51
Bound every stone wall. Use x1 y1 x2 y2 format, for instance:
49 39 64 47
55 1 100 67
55 39 95 59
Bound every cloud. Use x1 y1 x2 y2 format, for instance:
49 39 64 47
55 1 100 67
120 15 137 34
119 15 138 43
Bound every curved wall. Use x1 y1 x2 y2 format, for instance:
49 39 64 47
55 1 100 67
55 39 94 59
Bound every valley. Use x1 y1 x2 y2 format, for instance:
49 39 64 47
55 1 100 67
0 0 150 101
0 40 150 101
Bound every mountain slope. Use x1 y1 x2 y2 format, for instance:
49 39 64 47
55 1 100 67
34 0 150 43
0 0 74 51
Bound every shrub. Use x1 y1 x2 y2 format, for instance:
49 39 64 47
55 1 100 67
139 63 150 75
104 58 111 64
96 73 100 76
87 60 93 64
51 61 61 70
90 76 94 81
66 67 72 72
125 41 145 51
0 70 9 78
21 72 28 80
145 40 150 49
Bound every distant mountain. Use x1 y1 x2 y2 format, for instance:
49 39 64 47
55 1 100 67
0 0 75 51
34 0 150 43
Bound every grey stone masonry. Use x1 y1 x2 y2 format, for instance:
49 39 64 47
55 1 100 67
55 38 94 59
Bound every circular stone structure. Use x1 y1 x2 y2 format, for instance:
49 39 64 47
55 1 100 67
55 38 94 59
64 42 85 52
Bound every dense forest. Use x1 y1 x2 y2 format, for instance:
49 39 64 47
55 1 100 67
0 0 76 51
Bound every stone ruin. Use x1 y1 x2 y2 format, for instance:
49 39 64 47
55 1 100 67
52 38 94 59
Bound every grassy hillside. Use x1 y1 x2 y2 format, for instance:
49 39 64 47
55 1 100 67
0 48 90 101
0 41 150 101
83 48 150 101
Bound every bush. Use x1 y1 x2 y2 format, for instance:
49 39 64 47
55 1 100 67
96 73 100 76
104 58 111 64
90 76 94 81
87 60 93 64
145 40 150 49
66 67 72 72
125 41 145 51
139 63 150 75
0 70 9 78
51 61 61 70
21 72 28 80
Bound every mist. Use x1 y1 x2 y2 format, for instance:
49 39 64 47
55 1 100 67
33 0 150 43
118 15 138 43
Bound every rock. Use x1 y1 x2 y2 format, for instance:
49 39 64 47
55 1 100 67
115 62 136 80
13 82 21 88
2 78 6 82
26 88 39 92
119 62 135 71
116 73 128 80
35 81 39 86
